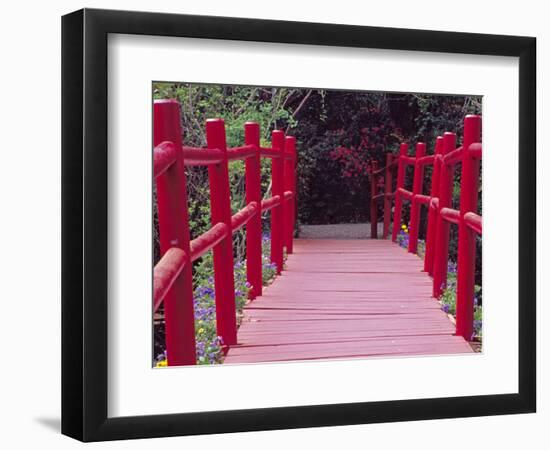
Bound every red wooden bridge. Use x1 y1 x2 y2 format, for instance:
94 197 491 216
153 99 482 366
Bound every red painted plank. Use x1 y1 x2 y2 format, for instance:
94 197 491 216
224 336 472 364
224 239 473 364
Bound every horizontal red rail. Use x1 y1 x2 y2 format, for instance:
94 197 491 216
227 144 257 161
464 211 482 235
262 146 294 160
443 146 464 166
417 154 435 166
190 222 229 262
373 158 398 175
231 202 259 232
413 194 431 205
373 192 396 201
153 248 188 313
153 141 177 178
401 155 416 165
182 146 224 166
440 207 460 225
259 147 282 158
261 195 281 212
397 187 413 201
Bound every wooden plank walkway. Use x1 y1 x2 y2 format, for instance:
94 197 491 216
224 239 473 364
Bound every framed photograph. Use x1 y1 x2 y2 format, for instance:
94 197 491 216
62 8 536 441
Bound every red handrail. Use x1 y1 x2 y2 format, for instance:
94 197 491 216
181 146 225 166
261 195 282 211
371 114 482 341
190 222 229 262
153 99 297 365
153 141 177 177
153 248 187 313
231 202 260 232
464 211 482 234
226 144 257 161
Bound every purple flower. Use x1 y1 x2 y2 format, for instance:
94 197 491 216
442 304 450 313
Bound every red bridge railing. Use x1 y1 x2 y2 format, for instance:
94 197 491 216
370 115 482 340
153 99 296 366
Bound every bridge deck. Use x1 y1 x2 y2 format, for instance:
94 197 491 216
224 239 473 364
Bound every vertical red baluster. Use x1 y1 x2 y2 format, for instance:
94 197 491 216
391 143 408 241
370 160 379 238
153 100 196 366
424 136 444 274
383 154 393 239
245 122 262 299
271 130 285 274
284 136 297 254
432 132 456 298
206 119 237 346
408 142 426 253
455 115 482 340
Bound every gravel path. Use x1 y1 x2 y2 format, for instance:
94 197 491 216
298 222 385 239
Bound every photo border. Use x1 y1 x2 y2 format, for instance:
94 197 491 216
61 8 536 441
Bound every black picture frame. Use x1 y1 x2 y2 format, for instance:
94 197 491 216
62 8 536 442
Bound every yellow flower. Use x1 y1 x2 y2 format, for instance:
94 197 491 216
198 328 205 335
156 360 168 368
401 224 407 230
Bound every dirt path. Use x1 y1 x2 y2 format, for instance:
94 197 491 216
298 222 385 239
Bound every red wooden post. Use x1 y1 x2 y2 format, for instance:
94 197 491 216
271 130 285 274
391 143 409 241
370 160 379 238
153 100 196 366
205 119 237 346
245 122 262 299
284 136 297 254
408 142 426 254
455 115 482 340
432 132 456 298
383 153 393 239
424 136 444 274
